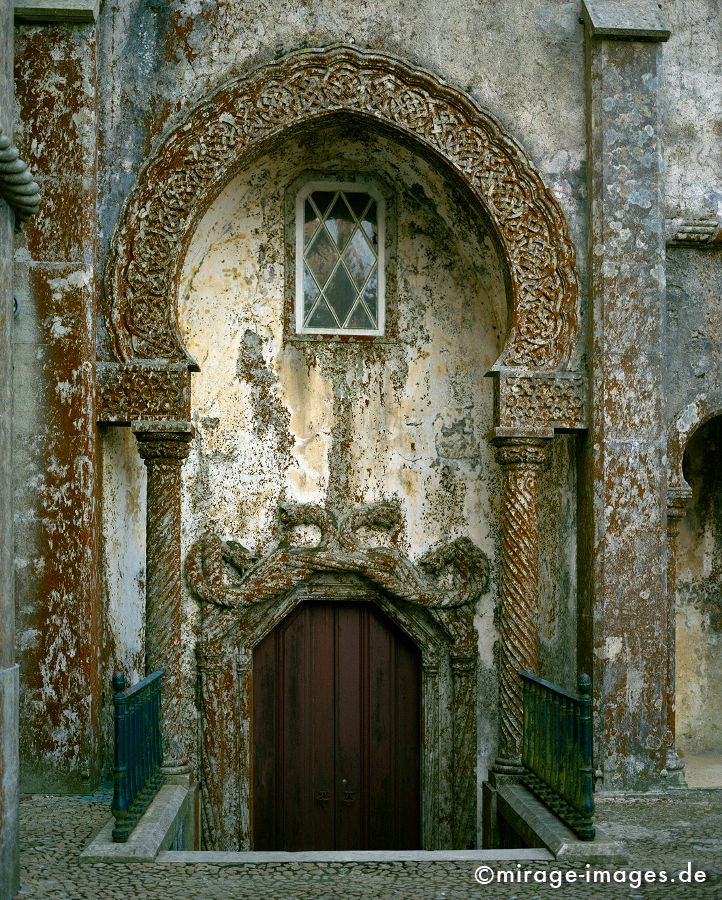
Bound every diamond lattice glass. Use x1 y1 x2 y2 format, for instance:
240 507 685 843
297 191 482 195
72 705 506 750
300 188 380 332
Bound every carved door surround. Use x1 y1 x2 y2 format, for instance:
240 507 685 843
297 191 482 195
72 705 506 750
97 45 588 805
187 502 491 850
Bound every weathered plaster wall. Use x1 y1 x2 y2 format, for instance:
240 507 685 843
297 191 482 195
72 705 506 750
14 0 720 795
675 417 722 756
98 424 146 772
13 22 102 792
666 248 722 422
663 0 722 219
665 246 722 759
537 433 578 691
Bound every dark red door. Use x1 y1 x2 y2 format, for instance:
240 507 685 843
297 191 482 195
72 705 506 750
253 601 421 850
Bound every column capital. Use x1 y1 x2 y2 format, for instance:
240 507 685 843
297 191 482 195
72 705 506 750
132 420 194 462
491 433 552 468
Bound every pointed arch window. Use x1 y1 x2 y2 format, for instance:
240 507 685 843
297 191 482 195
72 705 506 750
296 181 385 335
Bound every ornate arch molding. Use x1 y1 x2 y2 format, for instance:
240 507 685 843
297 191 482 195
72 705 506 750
187 502 491 850
101 44 586 432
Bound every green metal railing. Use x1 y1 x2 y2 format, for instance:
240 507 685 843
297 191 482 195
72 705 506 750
520 671 595 841
111 670 164 842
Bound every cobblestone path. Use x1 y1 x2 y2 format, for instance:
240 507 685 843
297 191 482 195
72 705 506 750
15 788 722 899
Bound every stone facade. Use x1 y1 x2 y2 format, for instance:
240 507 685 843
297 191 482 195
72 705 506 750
6 0 721 859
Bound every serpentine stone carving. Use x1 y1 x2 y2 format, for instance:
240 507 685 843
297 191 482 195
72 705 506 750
186 501 490 618
107 44 579 372
0 127 40 224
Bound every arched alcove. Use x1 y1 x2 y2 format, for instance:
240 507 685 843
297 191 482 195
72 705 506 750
177 115 507 558
675 416 722 784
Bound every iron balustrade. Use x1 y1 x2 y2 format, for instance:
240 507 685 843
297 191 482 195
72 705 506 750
520 671 595 840
111 670 164 842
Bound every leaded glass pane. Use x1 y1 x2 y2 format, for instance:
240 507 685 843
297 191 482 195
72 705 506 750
306 226 337 287
325 265 357 325
344 230 375 289
300 185 381 333
306 297 338 328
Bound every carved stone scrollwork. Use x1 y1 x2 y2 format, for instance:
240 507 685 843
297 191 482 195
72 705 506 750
107 44 579 372
492 435 551 770
187 501 490 850
133 421 194 773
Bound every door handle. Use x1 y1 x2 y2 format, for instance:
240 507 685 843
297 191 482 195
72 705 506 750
315 789 330 806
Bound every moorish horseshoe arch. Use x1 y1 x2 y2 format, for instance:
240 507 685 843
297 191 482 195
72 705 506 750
98 44 588 834
105 44 580 374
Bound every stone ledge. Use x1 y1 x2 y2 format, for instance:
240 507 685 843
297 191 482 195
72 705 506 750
14 0 99 23
0 666 20 900
582 0 670 41
80 784 194 862
497 784 628 863
157 848 554 864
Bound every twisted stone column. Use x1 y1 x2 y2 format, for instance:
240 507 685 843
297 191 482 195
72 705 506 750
133 420 193 774
492 435 550 772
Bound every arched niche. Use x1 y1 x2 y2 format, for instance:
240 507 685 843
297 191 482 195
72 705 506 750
671 416 722 783
176 115 508 556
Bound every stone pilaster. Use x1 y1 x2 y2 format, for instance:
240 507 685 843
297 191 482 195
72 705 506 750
663 487 691 780
581 0 671 788
2 7 19 896
133 420 193 775
13 3 101 793
492 434 551 771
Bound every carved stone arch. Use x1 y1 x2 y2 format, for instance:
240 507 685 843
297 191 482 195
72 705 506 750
105 44 580 382
668 392 722 499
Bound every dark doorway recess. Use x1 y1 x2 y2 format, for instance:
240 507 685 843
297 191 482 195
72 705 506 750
252 600 421 850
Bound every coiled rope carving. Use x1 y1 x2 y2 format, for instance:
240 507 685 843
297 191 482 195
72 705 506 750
0 127 40 224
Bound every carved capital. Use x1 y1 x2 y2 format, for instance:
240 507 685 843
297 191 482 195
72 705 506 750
666 216 722 247
492 434 552 469
133 421 194 463
492 369 587 435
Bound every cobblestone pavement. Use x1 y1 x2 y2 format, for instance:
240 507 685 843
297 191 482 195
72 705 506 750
15 788 722 899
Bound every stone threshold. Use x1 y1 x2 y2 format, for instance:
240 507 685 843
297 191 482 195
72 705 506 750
157 849 554 864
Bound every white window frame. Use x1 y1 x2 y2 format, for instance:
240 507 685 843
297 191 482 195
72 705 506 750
295 180 386 336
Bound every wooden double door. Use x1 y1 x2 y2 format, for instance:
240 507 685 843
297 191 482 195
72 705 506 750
252 600 421 850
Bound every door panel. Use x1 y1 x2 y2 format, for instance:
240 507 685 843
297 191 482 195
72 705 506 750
253 600 421 850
